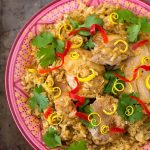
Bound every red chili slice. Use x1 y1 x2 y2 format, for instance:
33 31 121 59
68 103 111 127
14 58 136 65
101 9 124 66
69 24 108 44
131 96 150 117
109 127 126 134
90 24 108 43
44 107 53 119
113 65 150 82
38 41 72 74
132 40 149 50
39 53 64 74
69 77 85 108
70 77 80 94
76 112 89 121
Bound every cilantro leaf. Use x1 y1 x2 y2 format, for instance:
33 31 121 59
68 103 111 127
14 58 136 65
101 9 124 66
43 127 61 148
103 70 125 95
70 19 79 29
56 40 65 53
34 92 49 112
70 15 104 36
29 97 37 109
68 140 87 150
127 24 141 42
32 32 54 48
79 15 104 36
32 32 65 68
29 86 49 112
37 46 56 68
83 38 95 50
139 17 150 33
116 9 150 42
117 93 144 123
78 31 91 36
80 15 104 28
116 9 138 24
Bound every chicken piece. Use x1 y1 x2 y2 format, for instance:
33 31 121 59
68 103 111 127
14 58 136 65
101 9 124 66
91 33 132 66
89 95 125 145
54 81 75 116
63 48 106 98
123 44 150 103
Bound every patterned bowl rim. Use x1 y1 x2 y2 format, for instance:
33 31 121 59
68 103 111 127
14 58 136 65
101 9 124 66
5 0 150 150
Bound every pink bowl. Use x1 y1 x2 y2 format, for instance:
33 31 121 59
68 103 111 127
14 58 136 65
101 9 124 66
5 0 150 149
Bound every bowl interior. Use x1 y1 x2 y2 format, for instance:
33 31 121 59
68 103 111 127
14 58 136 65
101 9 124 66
5 0 150 149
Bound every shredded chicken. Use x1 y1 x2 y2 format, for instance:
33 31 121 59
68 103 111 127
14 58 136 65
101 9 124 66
123 44 150 103
63 48 106 98
89 95 125 145
91 33 133 66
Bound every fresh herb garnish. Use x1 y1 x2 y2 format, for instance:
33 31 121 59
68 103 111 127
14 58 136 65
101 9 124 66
70 18 79 29
32 32 65 67
78 99 94 128
83 38 95 50
116 9 150 42
116 9 138 24
80 15 104 28
29 86 49 112
127 24 141 42
32 32 54 48
70 15 104 36
103 70 125 95
37 46 57 68
139 17 150 33
43 127 61 148
67 140 87 150
117 93 144 123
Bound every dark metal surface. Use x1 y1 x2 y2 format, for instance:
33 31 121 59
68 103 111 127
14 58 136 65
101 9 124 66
0 1 51 149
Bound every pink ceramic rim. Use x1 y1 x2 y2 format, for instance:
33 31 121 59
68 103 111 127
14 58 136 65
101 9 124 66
5 0 150 150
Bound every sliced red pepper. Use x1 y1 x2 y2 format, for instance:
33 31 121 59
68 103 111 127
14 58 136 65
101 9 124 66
76 112 89 121
69 92 85 108
69 77 85 108
69 24 108 44
69 27 90 36
90 24 108 44
44 107 53 119
113 65 150 82
39 41 72 74
70 77 80 94
109 127 126 134
62 40 72 56
131 96 150 117
132 39 149 50
39 53 64 74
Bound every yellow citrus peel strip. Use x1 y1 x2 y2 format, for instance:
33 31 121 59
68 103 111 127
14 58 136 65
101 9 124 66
28 69 36 73
109 12 119 24
112 79 125 95
71 35 83 49
53 87 62 99
77 69 97 82
88 112 101 127
141 56 150 65
145 74 150 90
114 40 128 53
102 104 117 115
58 23 73 40
125 106 134 116
100 125 109 134
47 112 63 125
70 52 80 60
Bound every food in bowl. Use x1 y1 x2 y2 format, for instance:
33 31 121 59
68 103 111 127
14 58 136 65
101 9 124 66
22 2 150 150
